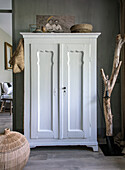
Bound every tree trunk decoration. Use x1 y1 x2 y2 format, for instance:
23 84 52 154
101 34 125 136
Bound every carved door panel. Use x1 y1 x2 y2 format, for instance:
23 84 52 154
30 44 58 139
61 44 92 139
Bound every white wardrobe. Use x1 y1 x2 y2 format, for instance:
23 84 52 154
21 32 100 151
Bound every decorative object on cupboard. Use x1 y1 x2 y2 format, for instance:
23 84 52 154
29 24 41 32
21 32 101 151
36 15 75 33
70 24 93 33
0 128 30 170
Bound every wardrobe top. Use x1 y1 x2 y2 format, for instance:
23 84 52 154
20 32 101 39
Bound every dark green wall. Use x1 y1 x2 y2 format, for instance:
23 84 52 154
12 0 120 137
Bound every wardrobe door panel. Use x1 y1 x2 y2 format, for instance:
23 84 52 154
30 44 58 139
62 44 91 139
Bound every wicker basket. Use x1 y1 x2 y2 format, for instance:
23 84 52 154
0 128 30 170
70 24 93 33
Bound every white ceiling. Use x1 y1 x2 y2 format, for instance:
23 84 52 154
0 0 12 36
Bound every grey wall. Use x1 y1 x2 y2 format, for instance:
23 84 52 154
12 0 120 137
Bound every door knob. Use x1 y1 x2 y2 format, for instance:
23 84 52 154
62 87 66 90
62 87 66 93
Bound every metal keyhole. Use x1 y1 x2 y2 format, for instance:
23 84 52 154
62 87 66 93
62 87 66 90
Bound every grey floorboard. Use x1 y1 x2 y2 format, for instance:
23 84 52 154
24 146 125 170
0 113 124 170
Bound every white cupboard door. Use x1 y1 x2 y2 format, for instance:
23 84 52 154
61 43 92 139
31 44 58 139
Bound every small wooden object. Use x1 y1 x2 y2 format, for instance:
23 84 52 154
70 24 93 33
0 128 30 170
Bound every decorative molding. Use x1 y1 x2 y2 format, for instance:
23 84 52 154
67 50 85 137
20 32 101 39
37 50 54 132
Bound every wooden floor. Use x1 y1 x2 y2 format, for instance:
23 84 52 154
0 113 125 170
0 112 12 133
24 146 125 170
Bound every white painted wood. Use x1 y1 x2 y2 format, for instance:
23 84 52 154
20 32 101 39
62 44 91 139
21 32 100 151
31 44 58 139
87 145 98 152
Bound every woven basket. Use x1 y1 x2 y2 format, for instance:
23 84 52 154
0 128 30 170
70 24 93 33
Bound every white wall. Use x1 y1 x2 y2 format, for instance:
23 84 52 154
0 27 12 83
0 13 12 36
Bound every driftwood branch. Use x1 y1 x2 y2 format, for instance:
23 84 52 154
111 61 122 91
101 34 125 136
100 69 106 83
110 34 125 86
